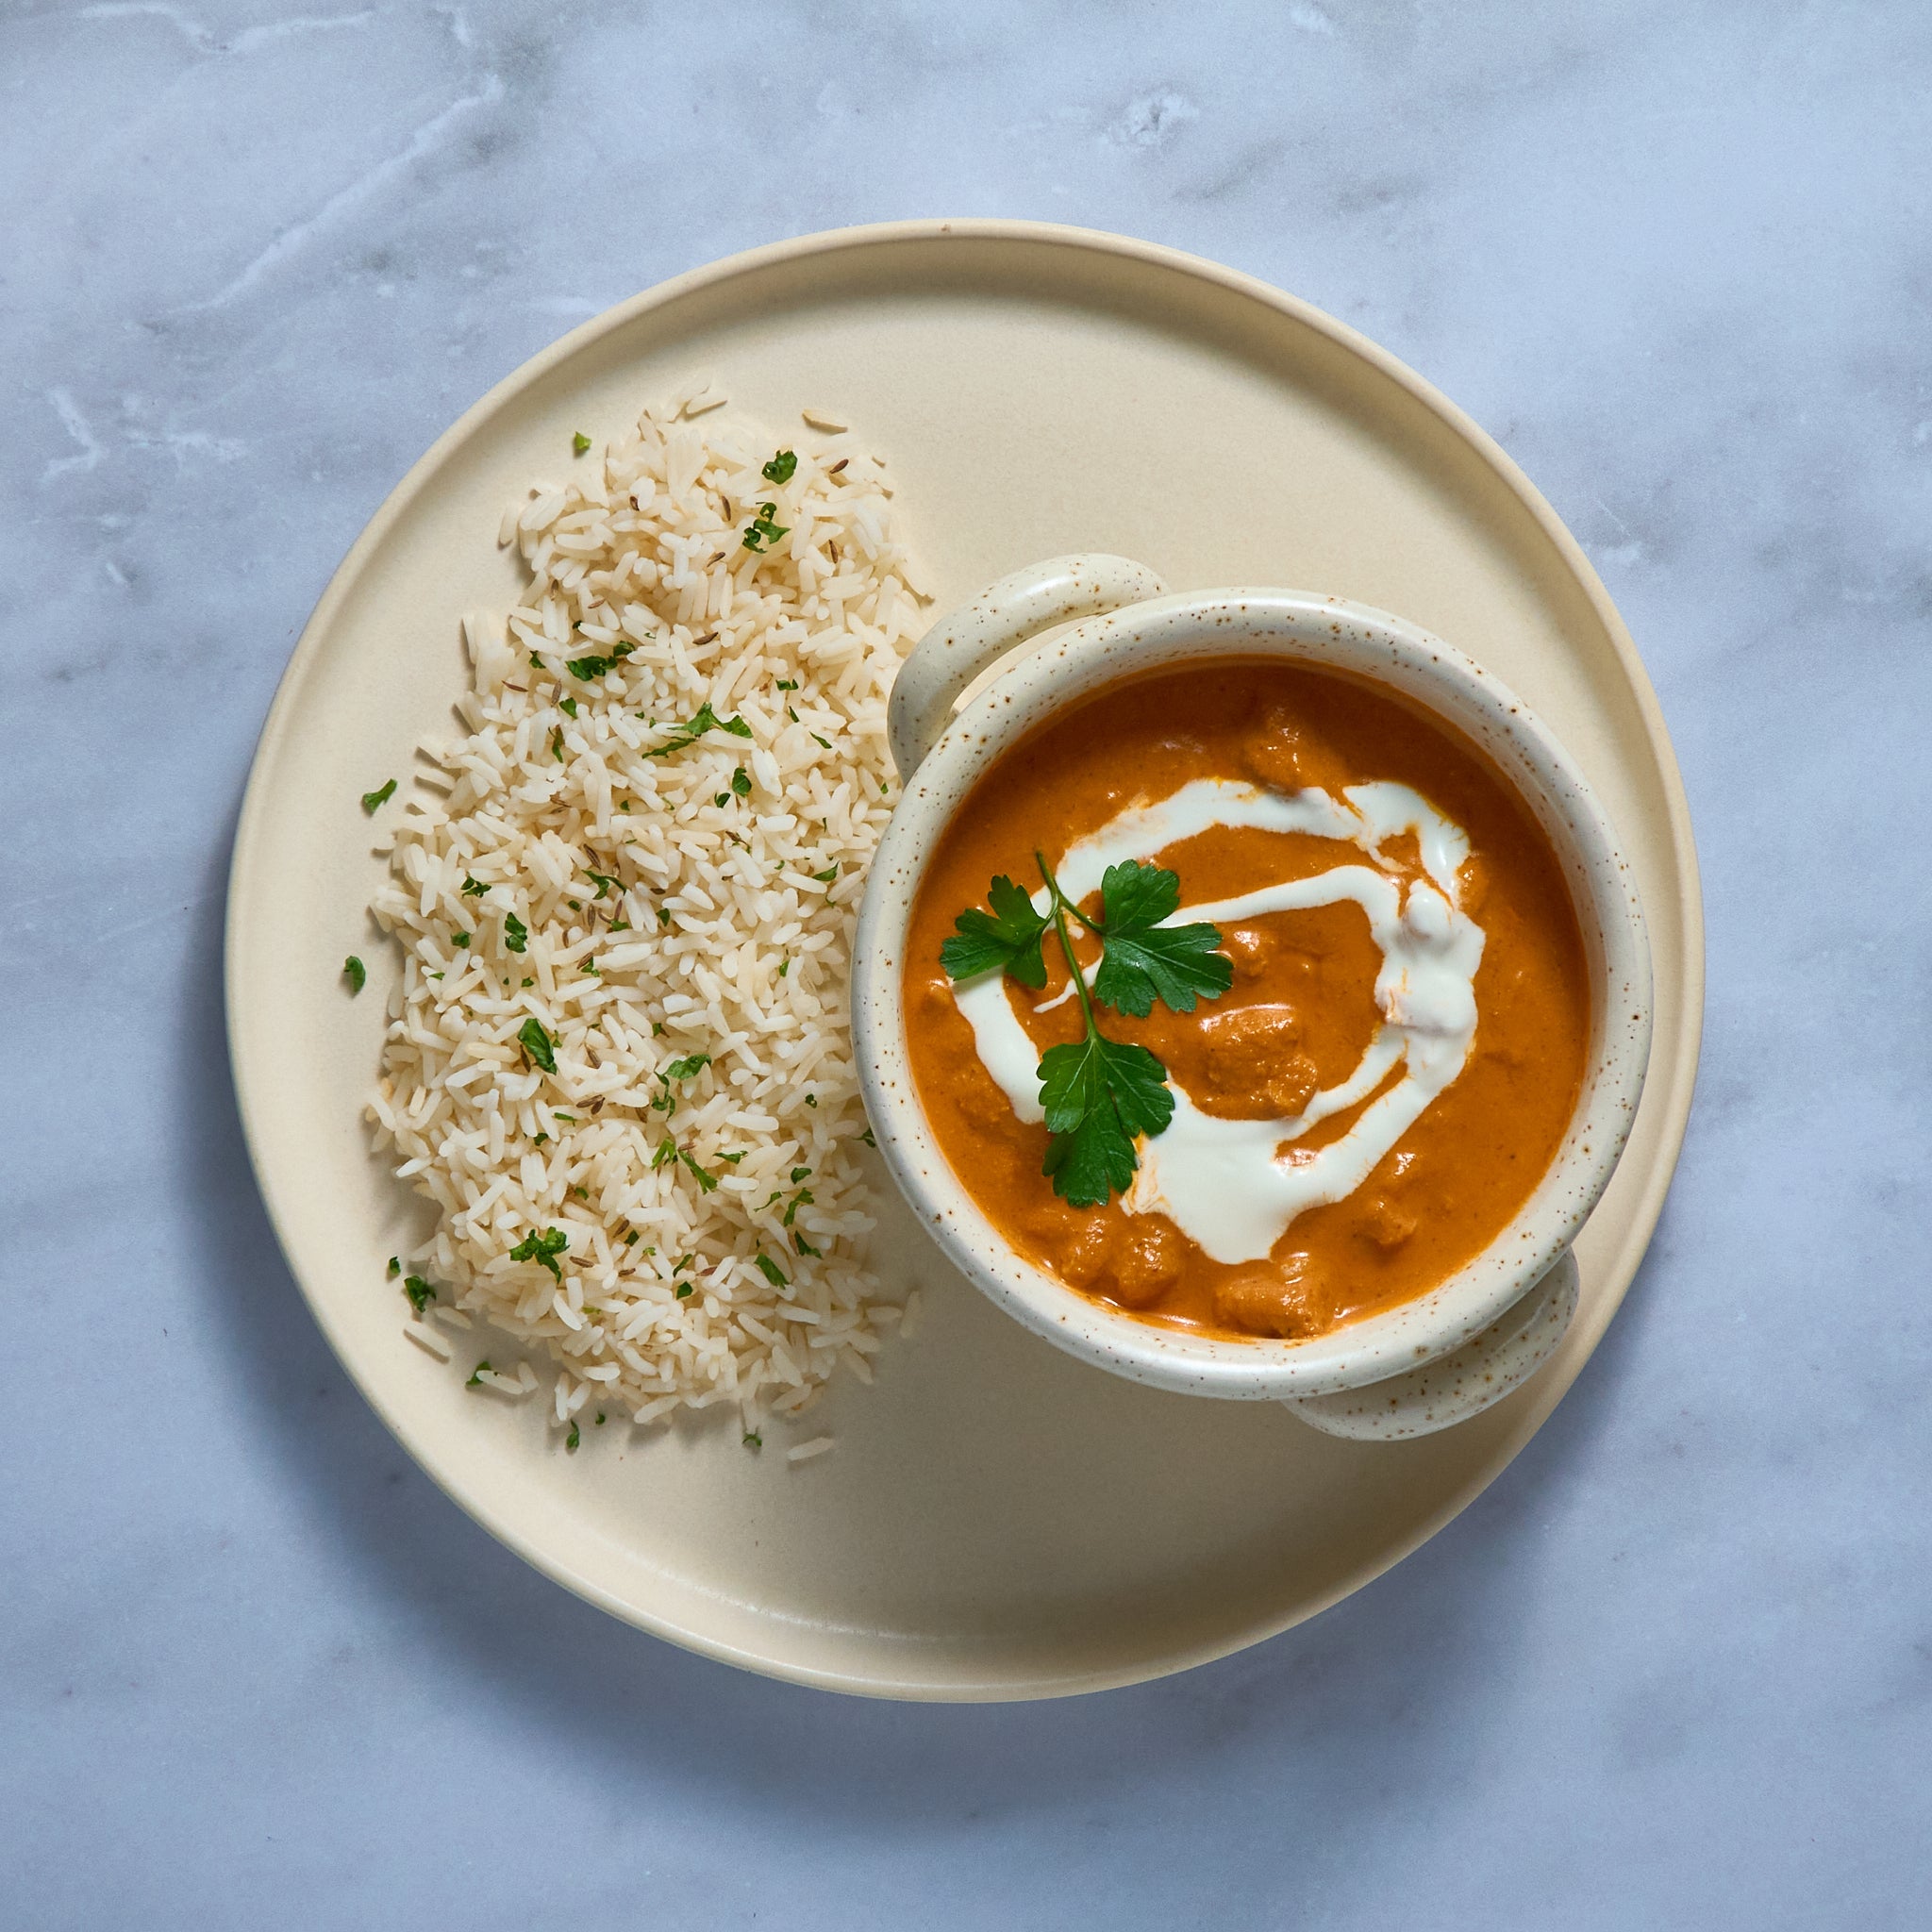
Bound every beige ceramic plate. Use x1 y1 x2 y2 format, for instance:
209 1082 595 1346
227 221 1703 1700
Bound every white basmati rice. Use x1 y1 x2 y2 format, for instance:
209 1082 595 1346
367 396 924 1435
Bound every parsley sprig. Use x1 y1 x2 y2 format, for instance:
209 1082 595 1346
941 854 1231 1208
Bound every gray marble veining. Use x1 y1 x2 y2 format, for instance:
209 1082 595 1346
4 2 1929 1924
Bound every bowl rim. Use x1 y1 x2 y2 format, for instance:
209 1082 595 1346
853 586 1655 1399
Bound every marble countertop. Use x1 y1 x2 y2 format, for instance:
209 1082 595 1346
6 3 1928 1924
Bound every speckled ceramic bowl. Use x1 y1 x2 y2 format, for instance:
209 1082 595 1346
852 556 1653 1422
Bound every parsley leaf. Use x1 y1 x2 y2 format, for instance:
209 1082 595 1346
1036 1029 1174 1206
761 449 797 485
509 1226 569 1280
503 911 528 954
360 778 396 813
403 1275 437 1313
585 868 617 898
679 1149 719 1193
940 875 1050 988
461 875 489 897
661 1051 710 1081
754 1254 788 1287
731 766 751 797
1089 860 1233 1018
518 1016 557 1073
342 955 366 993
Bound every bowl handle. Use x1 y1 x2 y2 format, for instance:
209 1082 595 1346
1281 1249 1581 1441
889 554 1168 778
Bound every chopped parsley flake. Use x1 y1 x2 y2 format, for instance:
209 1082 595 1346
731 766 751 797
661 1051 710 1081
791 1166 812 1183
573 431 591 455
860 1127 876 1148
777 958 789 977
741 502 789 553
803 1094 817 1108
623 1229 640 1246
518 1016 557 1073
754 1254 788 1287
567 641 636 680
675 1284 693 1299
461 875 489 898
360 778 396 813
504 912 528 954
559 696 578 718
509 1226 569 1280
776 678 799 692
466 1359 491 1388
644 701 753 758
651 1139 678 1170
566 1420 580 1449
452 932 470 948
761 449 797 485
585 869 617 899
551 726 565 761
811 733 830 750
403 1275 436 1313
793 1232 821 1257
813 866 839 885
713 792 729 808
387 1257 401 1277
342 955 366 993
595 1411 606 1425
743 1430 763 1450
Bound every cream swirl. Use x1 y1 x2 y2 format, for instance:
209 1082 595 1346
947 779 1485 1263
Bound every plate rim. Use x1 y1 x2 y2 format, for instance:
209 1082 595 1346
225 217 1706 1700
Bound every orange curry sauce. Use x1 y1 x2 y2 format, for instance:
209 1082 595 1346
902 659 1591 1341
